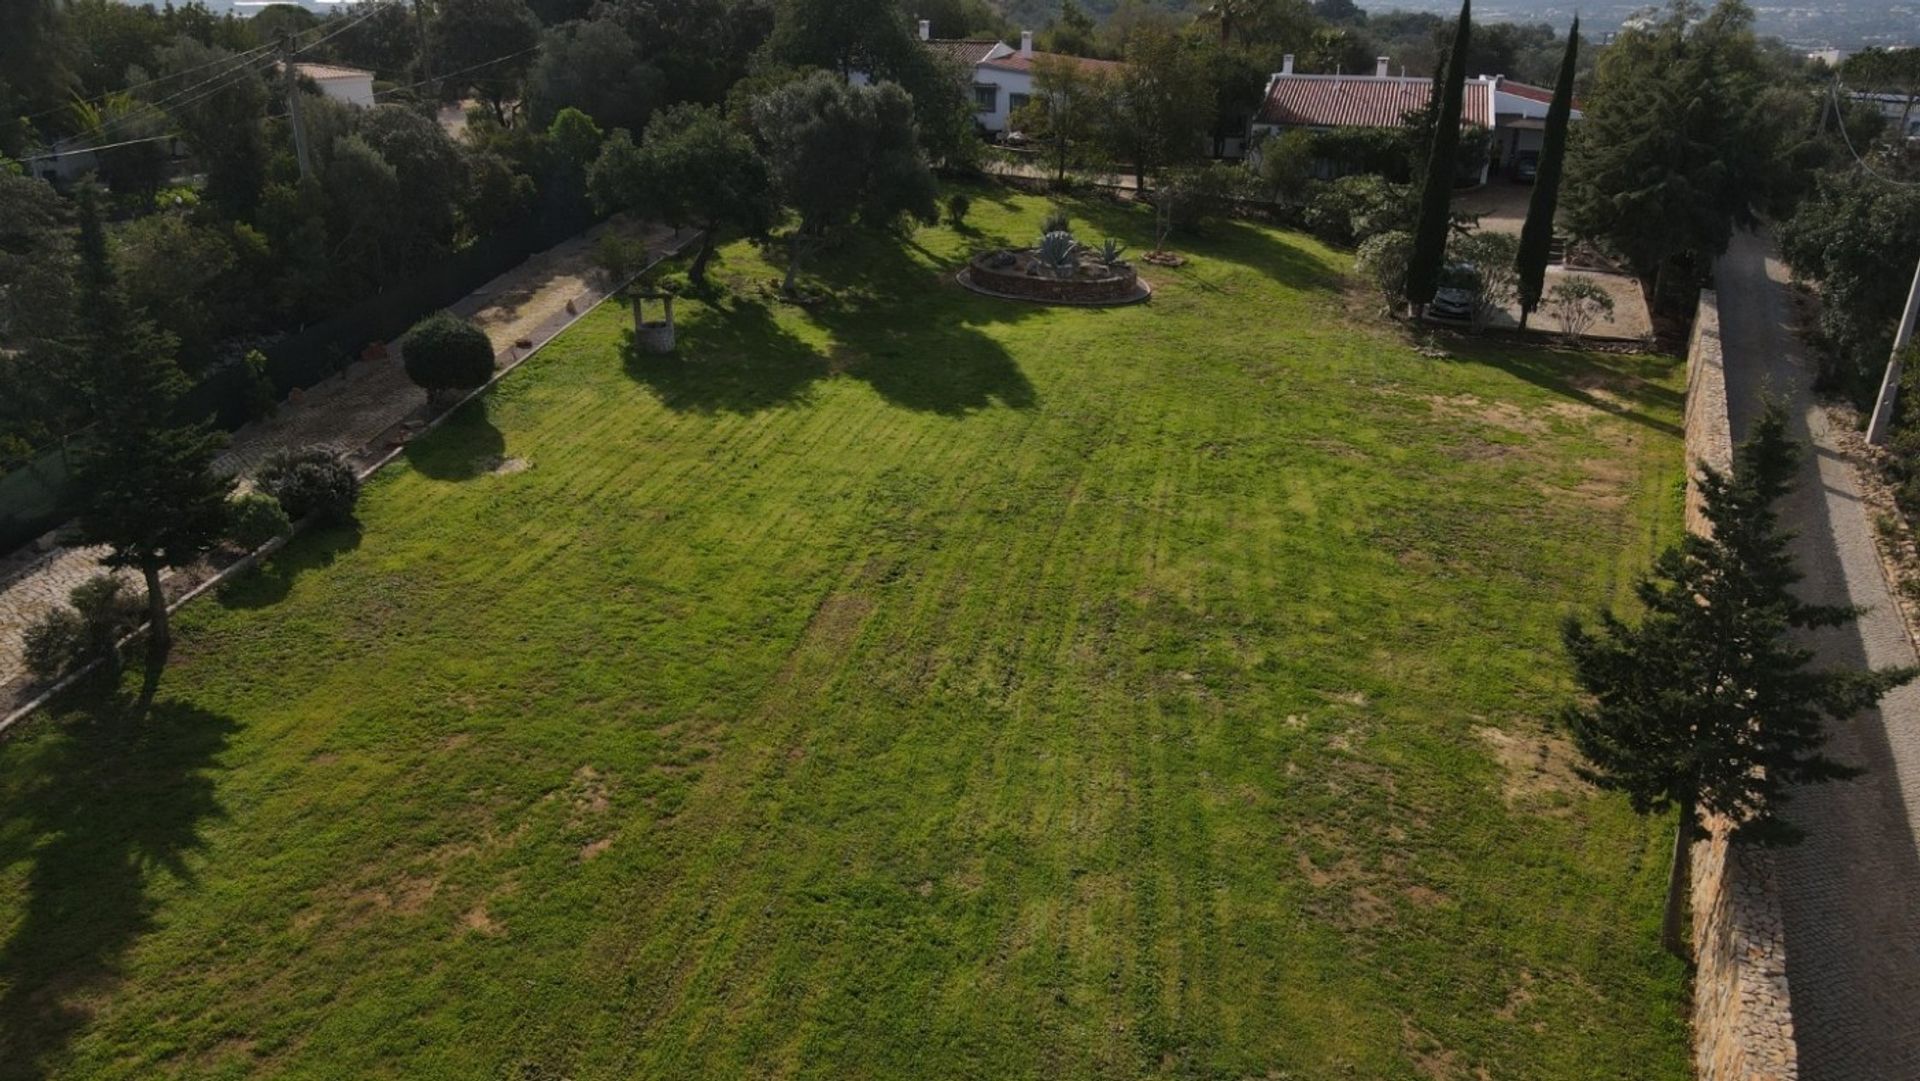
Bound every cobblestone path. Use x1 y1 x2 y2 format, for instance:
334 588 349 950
1717 229 1920 1081
0 218 678 694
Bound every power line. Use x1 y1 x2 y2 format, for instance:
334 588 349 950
371 47 539 101
290 2 397 58
20 41 277 123
24 2 394 129
17 132 182 164
1829 79 1920 188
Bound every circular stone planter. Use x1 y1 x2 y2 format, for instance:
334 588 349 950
957 249 1152 307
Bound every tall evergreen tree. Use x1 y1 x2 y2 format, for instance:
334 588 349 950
68 186 232 665
1562 1 1784 310
1403 0 1469 314
1562 404 1916 956
1514 16 1577 328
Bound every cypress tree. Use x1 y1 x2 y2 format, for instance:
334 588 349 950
1561 404 1917 956
1404 0 1470 314
68 185 232 667
1515 16 1578 328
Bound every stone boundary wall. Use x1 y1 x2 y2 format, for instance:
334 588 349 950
1683 289 1800 1081
1685 291 1733 536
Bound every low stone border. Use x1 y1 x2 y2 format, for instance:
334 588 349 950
0 228 697 738
955 268 1152 308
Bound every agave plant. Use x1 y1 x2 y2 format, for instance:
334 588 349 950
1035 230 1082 278
1097 238 1128 268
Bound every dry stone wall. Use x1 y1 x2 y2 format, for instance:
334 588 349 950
1684 289 1799 1081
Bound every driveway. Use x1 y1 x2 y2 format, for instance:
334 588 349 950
1453 179 1532 235
1716 228 1920 1080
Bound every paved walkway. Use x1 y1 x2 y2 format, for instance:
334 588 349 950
1716 228 1920 1080
0 218 677 694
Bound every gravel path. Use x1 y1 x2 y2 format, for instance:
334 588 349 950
1716 228 1920 1080
0 218 677 695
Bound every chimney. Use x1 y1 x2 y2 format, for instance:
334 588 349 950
1376 56 1390 78
919 19 931 41
1282 54 1295 75
1021 30 1034 57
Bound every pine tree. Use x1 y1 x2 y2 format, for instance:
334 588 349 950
1404 0 1469 314
1514 17 1577 328
1561 403 1917 956
68 185 232 665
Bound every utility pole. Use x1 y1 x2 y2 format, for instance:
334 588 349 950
1865 255 1920 446
413 0 432 88
281 36 314 182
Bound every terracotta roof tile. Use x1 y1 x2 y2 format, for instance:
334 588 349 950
1255 74 1493 130
979 51 1125 76
924 39 1005 67
289 61 374 81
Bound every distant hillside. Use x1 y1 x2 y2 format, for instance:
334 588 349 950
984 0 1919 49
986 0 1185 31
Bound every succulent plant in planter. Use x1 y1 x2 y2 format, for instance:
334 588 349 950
1097 238 1128 269
1035 230 1082 278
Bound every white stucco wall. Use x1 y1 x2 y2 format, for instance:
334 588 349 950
314 74 375 109
971 66 1038 134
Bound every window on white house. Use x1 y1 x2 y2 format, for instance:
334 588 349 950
973 85 997 112
1008 93 1031 115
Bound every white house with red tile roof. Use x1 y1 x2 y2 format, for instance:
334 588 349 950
1250 56 1580 182
1487 77 1584 169
853 23 1124 137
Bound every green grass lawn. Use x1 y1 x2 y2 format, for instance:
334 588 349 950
0 187 1691 1080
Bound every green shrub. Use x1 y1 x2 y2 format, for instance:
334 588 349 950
23 609 87 682
1156 162 1255 236
594 232 647 284
1303 175 1414 247
258 446 362 524
1546 278 1616 341
228 491 293 549
1354 231 1414 308
401 312 495 405
945 192 971 228
69 574 140 667
242 348 278 421
1041 207 1072 236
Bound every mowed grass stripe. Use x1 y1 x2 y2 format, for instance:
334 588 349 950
0 188 1690 1080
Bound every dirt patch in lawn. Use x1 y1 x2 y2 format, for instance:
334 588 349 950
1420 393 1549 437
462 904 504 936
1474 725 1590 810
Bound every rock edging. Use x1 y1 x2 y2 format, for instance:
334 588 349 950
1684 288 1799 1081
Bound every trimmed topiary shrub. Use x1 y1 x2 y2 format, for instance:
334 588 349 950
257 447 362 525
228 491 293 549
401 312 495 407
23 609 87 682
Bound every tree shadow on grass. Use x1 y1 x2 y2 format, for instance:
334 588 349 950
624 236 1040 417
1183 218 1345 294
216 521 364 611
1443 341 1686 438
0 693 234 1080
402 399 508 482
621 295 831 414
